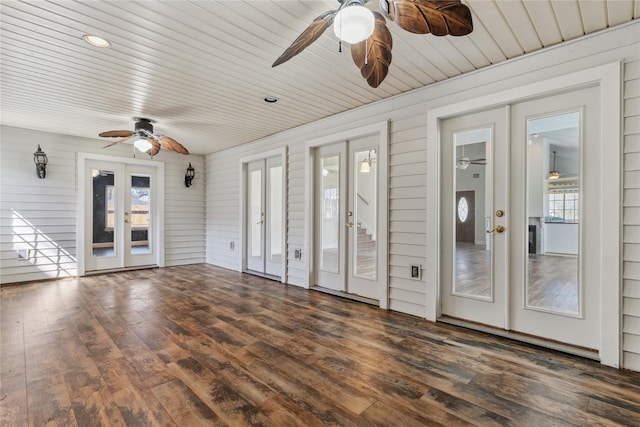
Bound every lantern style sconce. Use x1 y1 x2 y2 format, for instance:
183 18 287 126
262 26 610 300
33 145 48 179
185 162 195 187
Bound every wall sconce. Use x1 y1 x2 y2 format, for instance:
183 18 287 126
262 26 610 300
360 149 376 173
33 145 48 179
185 162 195 187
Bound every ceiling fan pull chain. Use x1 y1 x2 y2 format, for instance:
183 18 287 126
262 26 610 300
365 39 368 65
338 13 343 53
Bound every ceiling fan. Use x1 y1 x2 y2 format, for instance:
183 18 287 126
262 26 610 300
456 145 485 169
99 118 189 157
272 0 473 88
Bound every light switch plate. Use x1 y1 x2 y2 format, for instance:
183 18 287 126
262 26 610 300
410 264 421 280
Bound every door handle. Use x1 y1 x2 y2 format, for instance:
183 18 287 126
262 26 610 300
346 221 353 228
486 225 505 234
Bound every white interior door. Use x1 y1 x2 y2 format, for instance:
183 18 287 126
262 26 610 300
315 136 381 301
124 165 157 268
247 160 265 272
84 160 158 272
265 157 283 276
315 143 347 291
440 85 601 351
347 137 380 300
245 157 283 277
85 160 123 272
441 107 508 328
510 86 600 349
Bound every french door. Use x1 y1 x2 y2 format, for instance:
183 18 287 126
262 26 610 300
245 157 283 278
440 85 601 350
314 135 381 301
84 160 159 272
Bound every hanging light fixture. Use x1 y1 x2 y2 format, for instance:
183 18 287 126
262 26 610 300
185 162 195 187
360 149 376 173
549 150 560 180
333 0 375 44
33 145 48 179
134 137 153 152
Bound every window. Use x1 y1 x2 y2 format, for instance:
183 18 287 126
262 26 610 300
457 196 469 222
547 192 578 223
106 185 115 228
105 186 150 229
130 187 150 229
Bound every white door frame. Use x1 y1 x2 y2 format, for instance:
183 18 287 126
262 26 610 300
304 121 389 309
76 152 165 276
426 62 622 367
239 147 287 283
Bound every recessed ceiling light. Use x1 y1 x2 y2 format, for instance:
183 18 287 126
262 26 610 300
83 34 111 48
264 96 279 103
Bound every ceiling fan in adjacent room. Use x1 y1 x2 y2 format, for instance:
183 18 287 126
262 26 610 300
456 146 486 169
272 0 473 88
99 117 189 157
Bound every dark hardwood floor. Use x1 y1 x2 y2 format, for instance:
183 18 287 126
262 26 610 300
2 264 639 426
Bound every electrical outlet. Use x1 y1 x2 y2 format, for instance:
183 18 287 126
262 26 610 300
230 241 234 250
294 249 302 260
410 264 421 280
17 249 29 261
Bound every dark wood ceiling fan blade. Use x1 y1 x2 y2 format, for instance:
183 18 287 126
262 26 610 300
99 130 135 138
351 12 393 88
102 135 132 148
388 0 473 36
147 138 161 157
158 135 189 155
272 10 336 67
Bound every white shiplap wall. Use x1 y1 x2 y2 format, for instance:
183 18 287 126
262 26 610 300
623 59 640 371
206 21 640 370
0 126 205 284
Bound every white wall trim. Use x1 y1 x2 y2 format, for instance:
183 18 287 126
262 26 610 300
239 147 287 282
426 61 622 367
304 121 389 309
76 152 165 276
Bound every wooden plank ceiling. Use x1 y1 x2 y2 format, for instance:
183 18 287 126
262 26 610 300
1 0 638 155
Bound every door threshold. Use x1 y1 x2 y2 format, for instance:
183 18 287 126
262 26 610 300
311 286 378 306
84 265 158 276
243 269 281 282
438 316 599 361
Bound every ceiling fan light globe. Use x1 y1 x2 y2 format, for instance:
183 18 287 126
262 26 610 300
134 138 153 152
549 171 560 180
333 5 375 44
457 158 470 169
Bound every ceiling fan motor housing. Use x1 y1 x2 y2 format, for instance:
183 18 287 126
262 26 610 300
134 118 154 135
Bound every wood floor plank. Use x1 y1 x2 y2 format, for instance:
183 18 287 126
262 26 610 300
151 379 224 426
2 264 640 426
167 357 262 425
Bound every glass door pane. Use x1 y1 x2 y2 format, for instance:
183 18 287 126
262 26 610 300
453 131 492 299
268 165 282 264
353 149 377 280
92 168 116 258
129 174 151 255
250 168 263 258
526 111 580 315
320 155 340 273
